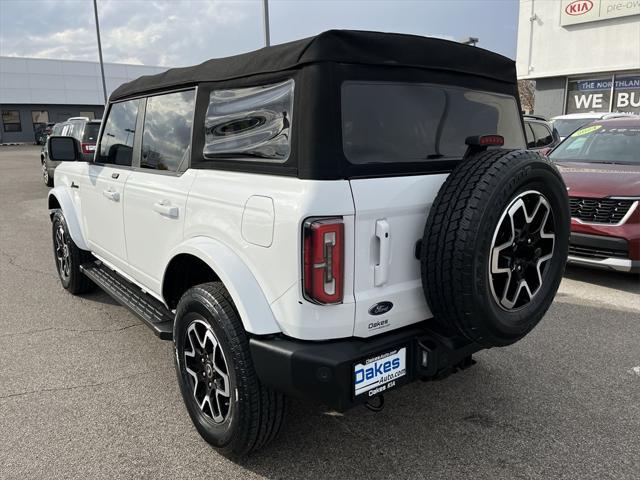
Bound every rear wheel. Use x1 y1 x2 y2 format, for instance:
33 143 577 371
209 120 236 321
421 149 569 347
174 282 286 456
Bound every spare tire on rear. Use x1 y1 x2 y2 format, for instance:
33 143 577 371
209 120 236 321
420 149 569 347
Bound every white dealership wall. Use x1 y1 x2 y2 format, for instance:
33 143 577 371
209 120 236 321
0 56 166 142
516 0 640 118
517 0 639 80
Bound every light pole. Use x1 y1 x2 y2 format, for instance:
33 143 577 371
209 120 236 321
262 0 271 47
93 0 108 104
461 37 479 47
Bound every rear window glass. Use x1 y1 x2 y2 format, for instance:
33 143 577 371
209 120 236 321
341 82 525 164
203 79 294 163
82 122 101 142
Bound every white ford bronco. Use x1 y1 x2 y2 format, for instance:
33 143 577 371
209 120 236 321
47 30 569 456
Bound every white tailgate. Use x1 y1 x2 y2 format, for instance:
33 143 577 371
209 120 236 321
350 174 448 337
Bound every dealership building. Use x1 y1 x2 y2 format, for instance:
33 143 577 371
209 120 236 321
517 0 640 118
0 57 165 143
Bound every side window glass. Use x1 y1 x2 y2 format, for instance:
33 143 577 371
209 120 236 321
98 99 140 166
72 121 83 139
141 90 195 172
524 123 535 149
531 123 553 147
203 79 294 162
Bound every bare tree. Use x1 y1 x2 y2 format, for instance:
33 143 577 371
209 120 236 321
518 80 536 114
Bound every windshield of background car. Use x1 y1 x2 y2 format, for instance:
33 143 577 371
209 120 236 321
82 122 101 142
552 118 595 138
341 82 525 164
549 124 640 165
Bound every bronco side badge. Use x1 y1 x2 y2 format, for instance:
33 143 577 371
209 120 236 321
369 301 393 316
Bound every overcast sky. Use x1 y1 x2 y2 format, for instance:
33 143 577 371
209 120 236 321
0 0 519 67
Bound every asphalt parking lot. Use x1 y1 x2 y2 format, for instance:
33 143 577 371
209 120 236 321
1 145 638 480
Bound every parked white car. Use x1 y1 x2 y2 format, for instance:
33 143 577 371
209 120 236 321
46 30 570 456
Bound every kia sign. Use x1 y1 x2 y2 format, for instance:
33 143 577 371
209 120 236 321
566 75 640 114
565 0 594 15
561 0 640 25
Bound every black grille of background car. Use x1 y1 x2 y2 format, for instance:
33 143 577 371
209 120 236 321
569 197 634 224
568 244 628 260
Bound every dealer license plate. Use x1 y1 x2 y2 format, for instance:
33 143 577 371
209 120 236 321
353 347 406 397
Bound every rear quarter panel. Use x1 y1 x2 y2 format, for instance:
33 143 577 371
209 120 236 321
184 170 356 340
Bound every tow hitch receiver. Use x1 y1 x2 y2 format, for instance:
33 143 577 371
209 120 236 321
250 322 483 412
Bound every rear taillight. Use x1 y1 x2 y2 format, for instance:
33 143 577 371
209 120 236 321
539 147 552 156
81 143 96 154
303 218 344 304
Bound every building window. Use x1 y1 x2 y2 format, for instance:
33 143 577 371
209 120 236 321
613 74 640 113
565 73 640 114
31 110 49 124
565 76 611 114
80 111 95 120
2 110 21 132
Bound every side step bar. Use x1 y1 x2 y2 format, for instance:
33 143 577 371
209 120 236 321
80 261 174 340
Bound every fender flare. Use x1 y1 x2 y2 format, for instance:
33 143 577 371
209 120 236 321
164 237 282 335
48 187 90 251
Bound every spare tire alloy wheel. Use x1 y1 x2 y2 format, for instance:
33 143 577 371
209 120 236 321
183 319 231 424
489 190 555 311
421 149 569 347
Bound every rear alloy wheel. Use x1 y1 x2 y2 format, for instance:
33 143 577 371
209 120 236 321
421 149 569 347
174 282 285 457
183 319 232 424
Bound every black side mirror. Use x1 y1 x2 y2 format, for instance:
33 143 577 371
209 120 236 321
48 136 80 161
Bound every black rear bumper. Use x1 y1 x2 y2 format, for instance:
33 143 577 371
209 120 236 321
249 322 482 412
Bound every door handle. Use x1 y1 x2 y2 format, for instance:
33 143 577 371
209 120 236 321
374 219 390 287
70 182 79 189
153 200 179 218
102 189 120 201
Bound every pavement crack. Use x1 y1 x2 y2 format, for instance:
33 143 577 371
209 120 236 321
0 248 57 277
0 369 161 400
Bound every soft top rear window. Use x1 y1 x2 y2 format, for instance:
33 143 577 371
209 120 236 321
341 81 525 165
83 122 101 142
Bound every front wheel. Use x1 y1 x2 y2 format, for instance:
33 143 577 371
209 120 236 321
42 161 53 187
174 282 285 456
52 211 95 294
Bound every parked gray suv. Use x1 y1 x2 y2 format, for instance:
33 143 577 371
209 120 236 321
41 117 101 186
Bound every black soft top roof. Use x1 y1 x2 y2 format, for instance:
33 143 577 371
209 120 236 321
110 29 516 101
